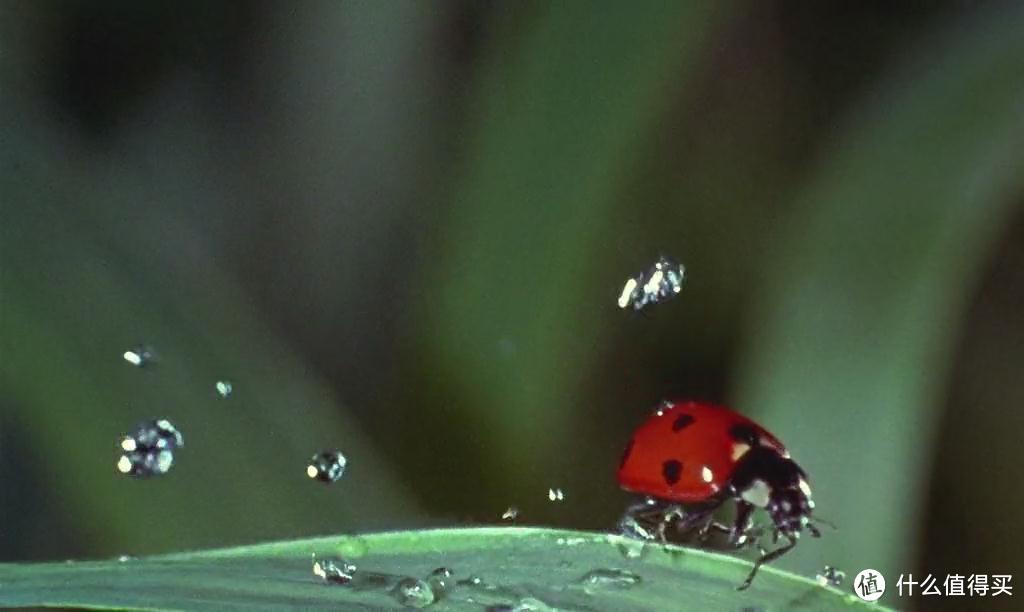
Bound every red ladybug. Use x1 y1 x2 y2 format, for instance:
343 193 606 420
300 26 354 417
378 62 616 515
617 400 820 589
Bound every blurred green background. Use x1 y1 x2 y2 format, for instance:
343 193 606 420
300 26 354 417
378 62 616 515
2 1 1023 609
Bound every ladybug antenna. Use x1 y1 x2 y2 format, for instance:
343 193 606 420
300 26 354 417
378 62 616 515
810 516 838 530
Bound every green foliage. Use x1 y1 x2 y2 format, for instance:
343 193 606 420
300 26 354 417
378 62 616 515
0 528 886 611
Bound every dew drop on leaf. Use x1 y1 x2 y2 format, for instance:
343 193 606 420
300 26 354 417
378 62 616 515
312 554 356 585
578 568 642 593
488 597 555 612
609 535 647 560
617 513 655 541
306 450 347 483
425 567 454 597
815 565 845 587
392 577 436 608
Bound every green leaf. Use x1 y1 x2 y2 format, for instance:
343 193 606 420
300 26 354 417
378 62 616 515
735 2 1024 583
0 527 884 610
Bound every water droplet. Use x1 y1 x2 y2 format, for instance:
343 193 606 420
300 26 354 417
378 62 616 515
460 575 484 587
123 345 155 368
489 597 554 611
116 419 184 477
116 555 135 562
312 554 356 585
578 568 642 593
815 565 845 587
392 577 435 608
547 488 565 502
501 506 519 522
617 513 655 541
611 536 647 560
425 567 454 597
215 380 233 398
555 536 588 547
306 450 347 483
617 256 686 312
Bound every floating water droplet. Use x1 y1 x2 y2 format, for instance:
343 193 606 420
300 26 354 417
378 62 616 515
116 419 184 477
215 380 233 398
617 256 686 312
578 568 642 593
547 488 565 502
123 345 155 368
392 577 435 608
815 565 845 587
306 450 347 483
501 506 519 522
312 554 356 585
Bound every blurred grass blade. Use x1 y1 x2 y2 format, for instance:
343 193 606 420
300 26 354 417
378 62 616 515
0 527 885 610
419 3 727 484
735 3 1024 584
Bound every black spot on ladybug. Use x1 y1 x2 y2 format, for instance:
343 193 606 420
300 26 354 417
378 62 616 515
729 424 760 445
619 439 634 470
672 414 695 432
662 459 682 486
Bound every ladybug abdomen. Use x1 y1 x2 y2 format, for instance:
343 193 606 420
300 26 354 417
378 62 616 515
617 401 786 503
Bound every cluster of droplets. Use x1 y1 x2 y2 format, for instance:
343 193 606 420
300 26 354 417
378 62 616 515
617 256 686 312
116 419 184 477
119 345 351 486
312 557 461 609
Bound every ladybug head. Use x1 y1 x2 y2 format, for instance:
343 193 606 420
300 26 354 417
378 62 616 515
767 477 816 538
731 447 819 538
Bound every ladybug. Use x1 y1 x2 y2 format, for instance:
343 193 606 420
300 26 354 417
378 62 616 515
617 400 821 589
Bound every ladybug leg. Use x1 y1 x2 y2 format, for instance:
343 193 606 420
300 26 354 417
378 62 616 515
654 506 686 542
618 499 680 541
697 519 730 543
737 535 797 591
672 497 728 539
726 501 755 547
